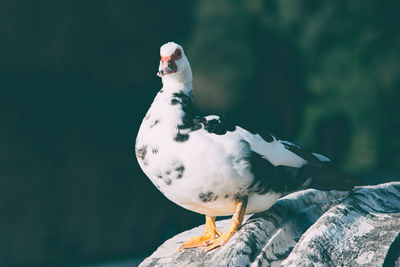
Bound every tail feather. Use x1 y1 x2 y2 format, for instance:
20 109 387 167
280 141 365 191
302 163 365 191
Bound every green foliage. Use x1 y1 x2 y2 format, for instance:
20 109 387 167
188 0 400 173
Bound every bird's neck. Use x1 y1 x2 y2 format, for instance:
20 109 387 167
161 79 193 96
145 81 193 133
161 66 193 92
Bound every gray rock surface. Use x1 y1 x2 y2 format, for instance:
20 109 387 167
140 182 400 267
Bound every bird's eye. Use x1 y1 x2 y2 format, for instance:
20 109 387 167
175 49 182 58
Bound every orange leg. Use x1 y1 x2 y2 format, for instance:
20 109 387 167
178 216 223 252
206 196 248 251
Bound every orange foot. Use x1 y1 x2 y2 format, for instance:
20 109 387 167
178 196 248 252
206 197 247 251
178 216 223 252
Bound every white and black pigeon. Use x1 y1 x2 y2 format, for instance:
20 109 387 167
135 42 363 252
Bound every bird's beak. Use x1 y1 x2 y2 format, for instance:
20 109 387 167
157 57 177 77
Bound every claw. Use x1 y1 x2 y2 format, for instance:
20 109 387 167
205 234 229 251
178 234 215 251
178 216 221 251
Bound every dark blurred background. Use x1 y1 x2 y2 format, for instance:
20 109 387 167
1 1 399 266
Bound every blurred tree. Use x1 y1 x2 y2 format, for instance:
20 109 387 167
188 0 400 174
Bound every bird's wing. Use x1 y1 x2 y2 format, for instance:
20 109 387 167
187 114 363 193
234 126 311 168
196 115 322 169
231 122 363 193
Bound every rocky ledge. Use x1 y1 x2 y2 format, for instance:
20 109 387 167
140 182 400 266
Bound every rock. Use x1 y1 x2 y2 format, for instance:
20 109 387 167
140 182 400 267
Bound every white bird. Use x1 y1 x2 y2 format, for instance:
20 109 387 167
135 42 362 251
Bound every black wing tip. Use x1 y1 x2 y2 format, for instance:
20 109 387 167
307 165 366 191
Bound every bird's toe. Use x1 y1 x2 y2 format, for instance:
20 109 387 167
178 233 217 252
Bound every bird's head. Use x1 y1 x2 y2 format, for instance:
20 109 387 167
157 42 192 85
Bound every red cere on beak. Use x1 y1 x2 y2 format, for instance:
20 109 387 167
157 48 182 77
160 55 170 61
160 55 173 62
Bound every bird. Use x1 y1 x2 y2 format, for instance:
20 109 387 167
135 42 363 252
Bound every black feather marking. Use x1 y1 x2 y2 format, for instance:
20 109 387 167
169 91 194 142
171 99 180 105
281 141 364 190
135 145 147 161
246 151 319 194
282 141 321 163
175 165 185 179
174 132 189 142
246 152 291 194
199 192 218 202
152 148 158 154
163 177 172 185
169 91 237 141
178 115 236 136
150 120 160 128
245 150 363 195
246 152 270 194
171 91 193 113
203 117 236 135
259 131 274 143
233 120 275 143
302 163 365 191
178 116 205 131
